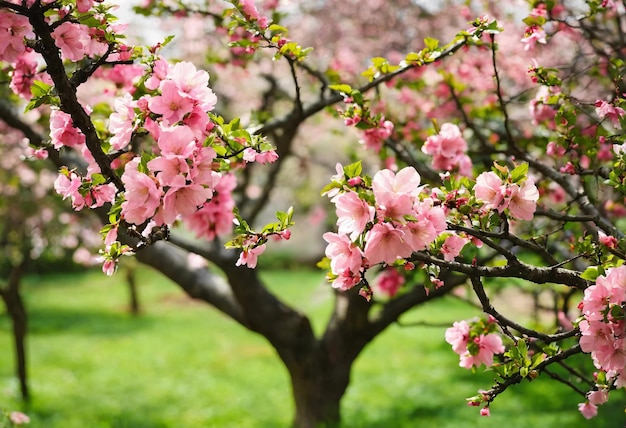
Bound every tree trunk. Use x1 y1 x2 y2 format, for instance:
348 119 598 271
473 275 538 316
289 351 353 428
0 264 29 402
125 264 140 316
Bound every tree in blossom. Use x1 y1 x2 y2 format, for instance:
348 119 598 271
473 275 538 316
0 0 625 427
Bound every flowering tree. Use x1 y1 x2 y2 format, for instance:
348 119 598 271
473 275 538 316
0 116 105 402
0 0 625 426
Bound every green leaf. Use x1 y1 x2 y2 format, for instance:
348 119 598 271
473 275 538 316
30 80 52 97
329 84 353 94
321 181 341 196
343 161 362 179
522 16 546 27
510 163 529 184
423 37 439 50
268 24 288 35
581 266 602 281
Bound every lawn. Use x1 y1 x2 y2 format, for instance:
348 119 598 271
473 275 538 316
0 266 624 427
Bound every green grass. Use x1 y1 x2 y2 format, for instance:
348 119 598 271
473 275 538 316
0 267 624 427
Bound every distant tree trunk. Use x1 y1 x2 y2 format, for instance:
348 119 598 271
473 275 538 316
0 263 29 402
125 264 140 316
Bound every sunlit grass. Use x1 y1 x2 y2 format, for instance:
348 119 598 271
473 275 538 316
0 267 624 427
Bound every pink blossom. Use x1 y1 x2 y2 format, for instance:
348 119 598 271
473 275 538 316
0 11 33 63
240 0 268 27
599 231 618 249
167 61 217 111
54 172 86 210
441 234 468 261
422 123 469 174
578 402 598 419
183 173 236 240
145 57 169 91
102 259 116 276
148 80 194 125
579 320 613 358
54 172 81 201
9 411 30 425
546 141 566 157
109 93 136 151
593 337 626 373
332 268 362 291
104 227 118 246
243 148 280 164
50 109 86 149
359 119 393 152
121 159 163 225
459 334 504 369
507 180 539 221
323 232 363 276
76 0 95 13
376 193 415 223
53 22 90 61
480 407 490 417
254 150 279 164
416 199 447 234
372 167 421 200
9 51 39 99
425 123 467 158
189 147 219 187
445 320 470 354
560 162 576 175
25 147 49 160
333 191 375 239
402 219 437 252
161 183 213 224
375 268 405 297
88 183 116 208
587 390 609 406
364 222 411 265
474 171 506 213
184 105 213 138
241 0 261 19
529 86 560 125
583 266 626 320
147 156 190 187
243 148 257 162
236 243 266 268
595 100 625 128
521 26 547 51
156 125 196 157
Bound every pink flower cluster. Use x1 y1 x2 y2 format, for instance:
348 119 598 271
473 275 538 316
422 123 472 176
54 169 116 210
445 318 504 369
529 86 560 125
577 265 626 417
0 10 33 63
521 26 547 51
323 165 447 291
53 21 108 61
474 171 539 221
9 411 30 425
375 267 405 297
359 119 394 153
183 172 237 241
108 60 222 226
595 100 625 128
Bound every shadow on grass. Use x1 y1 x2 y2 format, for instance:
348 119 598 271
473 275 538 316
24 307 155 336
22 402 172 428
343 374 626 428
